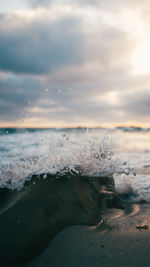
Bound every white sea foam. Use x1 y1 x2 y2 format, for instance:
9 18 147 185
0 128 150 202
0 129 134 190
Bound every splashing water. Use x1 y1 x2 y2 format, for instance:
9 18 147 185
0 129 135 191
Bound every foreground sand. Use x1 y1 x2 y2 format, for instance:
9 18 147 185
0 174 120 266
26 203 150 267
27 167 150 267
1 172 150 266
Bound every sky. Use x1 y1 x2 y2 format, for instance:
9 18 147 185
0 0 150 128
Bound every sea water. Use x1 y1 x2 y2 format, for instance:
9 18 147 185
0 128 150 202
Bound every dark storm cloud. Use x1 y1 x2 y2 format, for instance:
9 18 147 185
0 9 133 77
0 14 84 74
0 4 135 125
1 0 150 125
0 16 136 125
0 75 42 121
44 23 134 94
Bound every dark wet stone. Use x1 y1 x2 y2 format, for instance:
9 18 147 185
0 173 119 266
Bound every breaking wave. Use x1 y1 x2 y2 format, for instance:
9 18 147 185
0 129 135 191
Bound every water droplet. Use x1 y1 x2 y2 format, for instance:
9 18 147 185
43 174 47 179
20 111 25 117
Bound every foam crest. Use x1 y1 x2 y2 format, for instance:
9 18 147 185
0 130 135 190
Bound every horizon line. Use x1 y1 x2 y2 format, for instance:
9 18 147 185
0 124 150 129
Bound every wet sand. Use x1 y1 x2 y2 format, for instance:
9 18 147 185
0 172 150 267
0 173 119 266
26 168 150 267
26 203 150 267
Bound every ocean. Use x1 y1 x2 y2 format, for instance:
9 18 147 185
0 127 150 202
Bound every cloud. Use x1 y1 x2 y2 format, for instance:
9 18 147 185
0 8 137 126
1 1 150 126
28 0 100 8
118 89 150 119
28 0 146 11
1 69 149 126
0 75 41 121
0 7 134 77
0 13 85 75
29 0 53 7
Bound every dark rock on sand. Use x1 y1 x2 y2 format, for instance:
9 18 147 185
0 173 123 266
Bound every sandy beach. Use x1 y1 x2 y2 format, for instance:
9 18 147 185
26 202 150 267
0 170 150 266
26 169 150 267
